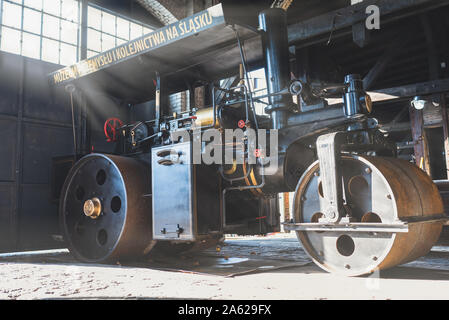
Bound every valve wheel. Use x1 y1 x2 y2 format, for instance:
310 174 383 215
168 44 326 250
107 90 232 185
294 155 444 276
104 118 124 142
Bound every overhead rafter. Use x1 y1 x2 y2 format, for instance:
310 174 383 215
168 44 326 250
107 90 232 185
362 32 414 90
288 0 449 47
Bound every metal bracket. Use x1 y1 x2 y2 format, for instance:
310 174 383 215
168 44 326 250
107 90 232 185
283 222 409 233
283 216 448 233
161 224 184 238
316 132 347 223
282 214 449 233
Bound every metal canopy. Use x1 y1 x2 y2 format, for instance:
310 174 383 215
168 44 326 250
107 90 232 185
49 4 262 104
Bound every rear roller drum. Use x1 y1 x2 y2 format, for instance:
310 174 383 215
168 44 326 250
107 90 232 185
294 155 444 276
60 154 154 263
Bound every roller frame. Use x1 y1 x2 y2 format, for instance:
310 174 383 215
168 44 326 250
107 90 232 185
315 132 347 223
283 218 449 233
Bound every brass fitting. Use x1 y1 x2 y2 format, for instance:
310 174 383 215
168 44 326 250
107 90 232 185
83 197 102 219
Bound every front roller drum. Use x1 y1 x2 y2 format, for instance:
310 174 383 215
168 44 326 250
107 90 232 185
294 155 444 276
60 154 154 263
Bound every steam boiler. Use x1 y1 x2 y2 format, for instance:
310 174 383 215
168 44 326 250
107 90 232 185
50 4 448 276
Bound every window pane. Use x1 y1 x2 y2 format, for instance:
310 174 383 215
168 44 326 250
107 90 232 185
116 38 126 46
116 17 129 40
87 6 101 30
87 28 101 52
60 42 76 65
61 0 78 22
24 0 43 11
0 26 21 54
102 33 115 51
101 11 115 35
2 2 23 29
87 50 97 58
143 27 153 35
130 23 142 40
42 38 59 64
43 0 61 16
9 0 23 5
61 20 77 44
23 8 42 34
22 32 41 59
42 14 60 40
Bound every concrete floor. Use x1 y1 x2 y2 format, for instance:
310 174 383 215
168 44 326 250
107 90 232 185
1 233 449 300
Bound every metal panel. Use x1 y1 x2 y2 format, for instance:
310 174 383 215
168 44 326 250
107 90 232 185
0 119 17 182
152 142 195 240
0 51 76 252
22 123 74 185
0 184 14 251
18 184 60 250
0 53 20 116
23 60 73 124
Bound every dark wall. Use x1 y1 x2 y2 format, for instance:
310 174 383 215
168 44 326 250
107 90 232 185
0 52 75 252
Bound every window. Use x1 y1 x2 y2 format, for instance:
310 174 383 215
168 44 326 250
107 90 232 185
0 0 81 65
0 1 156 65
86 4 153 58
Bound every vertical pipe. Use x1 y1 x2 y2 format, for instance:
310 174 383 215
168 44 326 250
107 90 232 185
441 94 449 179
409 105 431 176
258 8 291 129
80 0 88 61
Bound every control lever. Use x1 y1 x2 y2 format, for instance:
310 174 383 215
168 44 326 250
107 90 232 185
316 132 347 223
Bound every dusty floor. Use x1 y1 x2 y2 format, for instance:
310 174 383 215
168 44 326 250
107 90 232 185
1 233 449 300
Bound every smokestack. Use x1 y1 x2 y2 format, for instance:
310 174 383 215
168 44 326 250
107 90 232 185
258 8 291 129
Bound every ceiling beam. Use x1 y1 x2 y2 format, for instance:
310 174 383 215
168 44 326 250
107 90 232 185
288 0 449 47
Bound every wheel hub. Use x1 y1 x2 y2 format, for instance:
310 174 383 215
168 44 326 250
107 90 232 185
83 198 102 219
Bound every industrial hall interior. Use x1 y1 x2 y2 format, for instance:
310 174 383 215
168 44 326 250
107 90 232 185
1 0 449 301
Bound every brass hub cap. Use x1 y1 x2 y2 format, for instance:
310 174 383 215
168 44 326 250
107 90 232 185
83 197 102 219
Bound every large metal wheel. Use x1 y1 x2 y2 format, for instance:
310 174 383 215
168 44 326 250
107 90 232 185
294 155 444 276
60 154 154 263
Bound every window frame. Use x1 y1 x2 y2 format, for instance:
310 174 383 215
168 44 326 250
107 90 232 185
86 3 155 57
0 0 158 66
0 0 81 65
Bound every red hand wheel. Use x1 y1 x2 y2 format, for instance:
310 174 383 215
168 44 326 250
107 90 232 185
104 118 124 142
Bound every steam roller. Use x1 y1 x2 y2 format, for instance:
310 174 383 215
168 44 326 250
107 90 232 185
293 155 444 276
52 5 449 276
